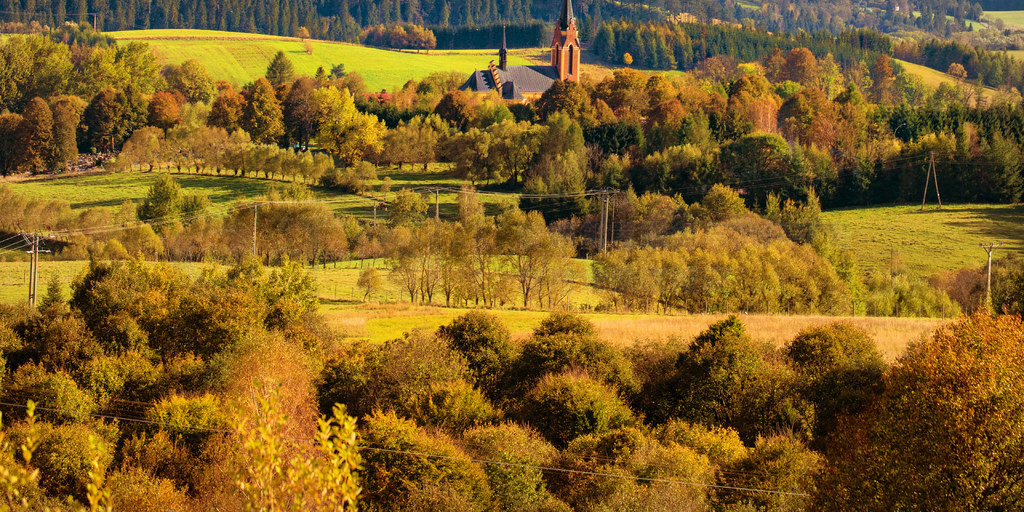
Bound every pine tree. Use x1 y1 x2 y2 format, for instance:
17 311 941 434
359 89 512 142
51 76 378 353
265 50 295 87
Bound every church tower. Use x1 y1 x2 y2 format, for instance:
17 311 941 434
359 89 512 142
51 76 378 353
499 26 508 70
550 0 580 82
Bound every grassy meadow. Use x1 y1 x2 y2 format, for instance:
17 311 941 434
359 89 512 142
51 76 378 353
895 59 997 101
106 29 533 91
984 10 1024 28
824 203 1024 278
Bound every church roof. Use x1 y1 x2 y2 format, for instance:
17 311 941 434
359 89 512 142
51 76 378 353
460 65 559 99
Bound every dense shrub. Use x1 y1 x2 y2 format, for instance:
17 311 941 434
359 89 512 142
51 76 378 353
4 363 96 423
76 351 160 407
785 322 886 441
816 314 1024 510
108 466 190 512
552 427 713 511
16 309 102 373
520 370 635 447
514 316 638 396
147 394 227 452
120 430 201 493
317 332 471 419
715 434 819 511
655 419 748 468
409 379 498 431
359 410 492 511
664 316 814 443
462 423 564 511
436 312 516 394
33 423 113 501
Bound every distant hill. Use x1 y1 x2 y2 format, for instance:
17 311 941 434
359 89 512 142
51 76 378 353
107 29 533 90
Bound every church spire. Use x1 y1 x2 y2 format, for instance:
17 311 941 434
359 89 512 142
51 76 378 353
558 0 574 30
498 25 508 70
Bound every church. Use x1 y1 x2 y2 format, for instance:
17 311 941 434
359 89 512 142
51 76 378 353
460 0 581 101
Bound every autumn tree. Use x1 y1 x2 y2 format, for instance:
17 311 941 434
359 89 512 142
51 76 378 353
816 314 1024 510
265 50 295 88
496 207 575 307
82 88 126 152
311 86 385 165
147 91 181 130
209 84 246 133
782 48 820 87
283 77 319 148
869 54 895 104
16 97 54 173
242 78 285 144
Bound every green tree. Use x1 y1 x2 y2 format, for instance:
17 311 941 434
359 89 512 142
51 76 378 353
0 113 23 176
165 59 216 103
83 88 126 152
48 96 82 172
137 174 182 222
265 50 295 88
242 78 285 144
311 86 385 165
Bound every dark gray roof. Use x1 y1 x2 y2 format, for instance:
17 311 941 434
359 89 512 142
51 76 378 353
460 65 559 99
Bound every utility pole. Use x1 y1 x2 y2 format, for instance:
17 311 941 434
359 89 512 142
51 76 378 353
22 233 51 308
373 202 378 224
921 151 942 210
981 242 1001 310
252 203 258 257
435 189 440 220
598 190 611 253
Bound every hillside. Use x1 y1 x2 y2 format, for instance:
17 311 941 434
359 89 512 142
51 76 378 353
107 29 532 91
896 58 997 101
823 204 1024 278
984 10 1024 28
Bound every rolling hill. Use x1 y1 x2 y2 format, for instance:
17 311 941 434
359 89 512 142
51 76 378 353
106 29 533 91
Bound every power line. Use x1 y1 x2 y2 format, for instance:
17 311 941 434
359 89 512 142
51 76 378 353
0 398 806 497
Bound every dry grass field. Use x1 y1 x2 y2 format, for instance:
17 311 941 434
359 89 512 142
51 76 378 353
321 303 947 361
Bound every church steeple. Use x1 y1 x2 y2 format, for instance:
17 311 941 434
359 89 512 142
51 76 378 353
558 0 574 30
550 0 580 82
499 25 508 70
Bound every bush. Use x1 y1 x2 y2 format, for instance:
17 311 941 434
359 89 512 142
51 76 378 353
76 351 159 406
553 427 713 511
436 312 516 393
359 410 492 511
715 434 818 511
667 316 814 443
33 423 112 501
317 333 471 419
521 370 635 447
4 363 96 423
108 466 190 512
120 430 201 493
17 310 102 373
515 332 638 396
655 419 747 468
147 394 227 452
533 312 596 338
410 379 498 431
784 322 885 441
462 423 561 510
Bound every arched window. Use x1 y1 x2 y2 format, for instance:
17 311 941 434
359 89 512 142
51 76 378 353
568 45 574 76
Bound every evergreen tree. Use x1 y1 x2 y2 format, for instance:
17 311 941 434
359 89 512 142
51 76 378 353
265 50 295 87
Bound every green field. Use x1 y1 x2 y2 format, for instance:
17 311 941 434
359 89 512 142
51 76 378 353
984 10 1024 28
896 59 997 101
106 29 532 91
3 164 522 221
824 204 1024 278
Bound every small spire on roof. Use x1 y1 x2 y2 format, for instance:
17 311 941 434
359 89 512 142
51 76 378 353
558 0 574 30
499 25 508 70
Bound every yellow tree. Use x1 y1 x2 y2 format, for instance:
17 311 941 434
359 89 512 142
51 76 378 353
311 86 385 165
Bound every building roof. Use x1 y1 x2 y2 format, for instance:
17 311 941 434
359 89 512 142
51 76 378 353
460 64 558 99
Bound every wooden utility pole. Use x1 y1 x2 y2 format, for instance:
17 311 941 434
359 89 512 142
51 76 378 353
981 242 1002 309
435 189 440 220
22 233 51 308
598 191 610 252
921 151 942 210
252 203 258 257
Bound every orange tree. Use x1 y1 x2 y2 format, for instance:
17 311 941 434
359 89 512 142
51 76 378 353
815 313 1024 510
